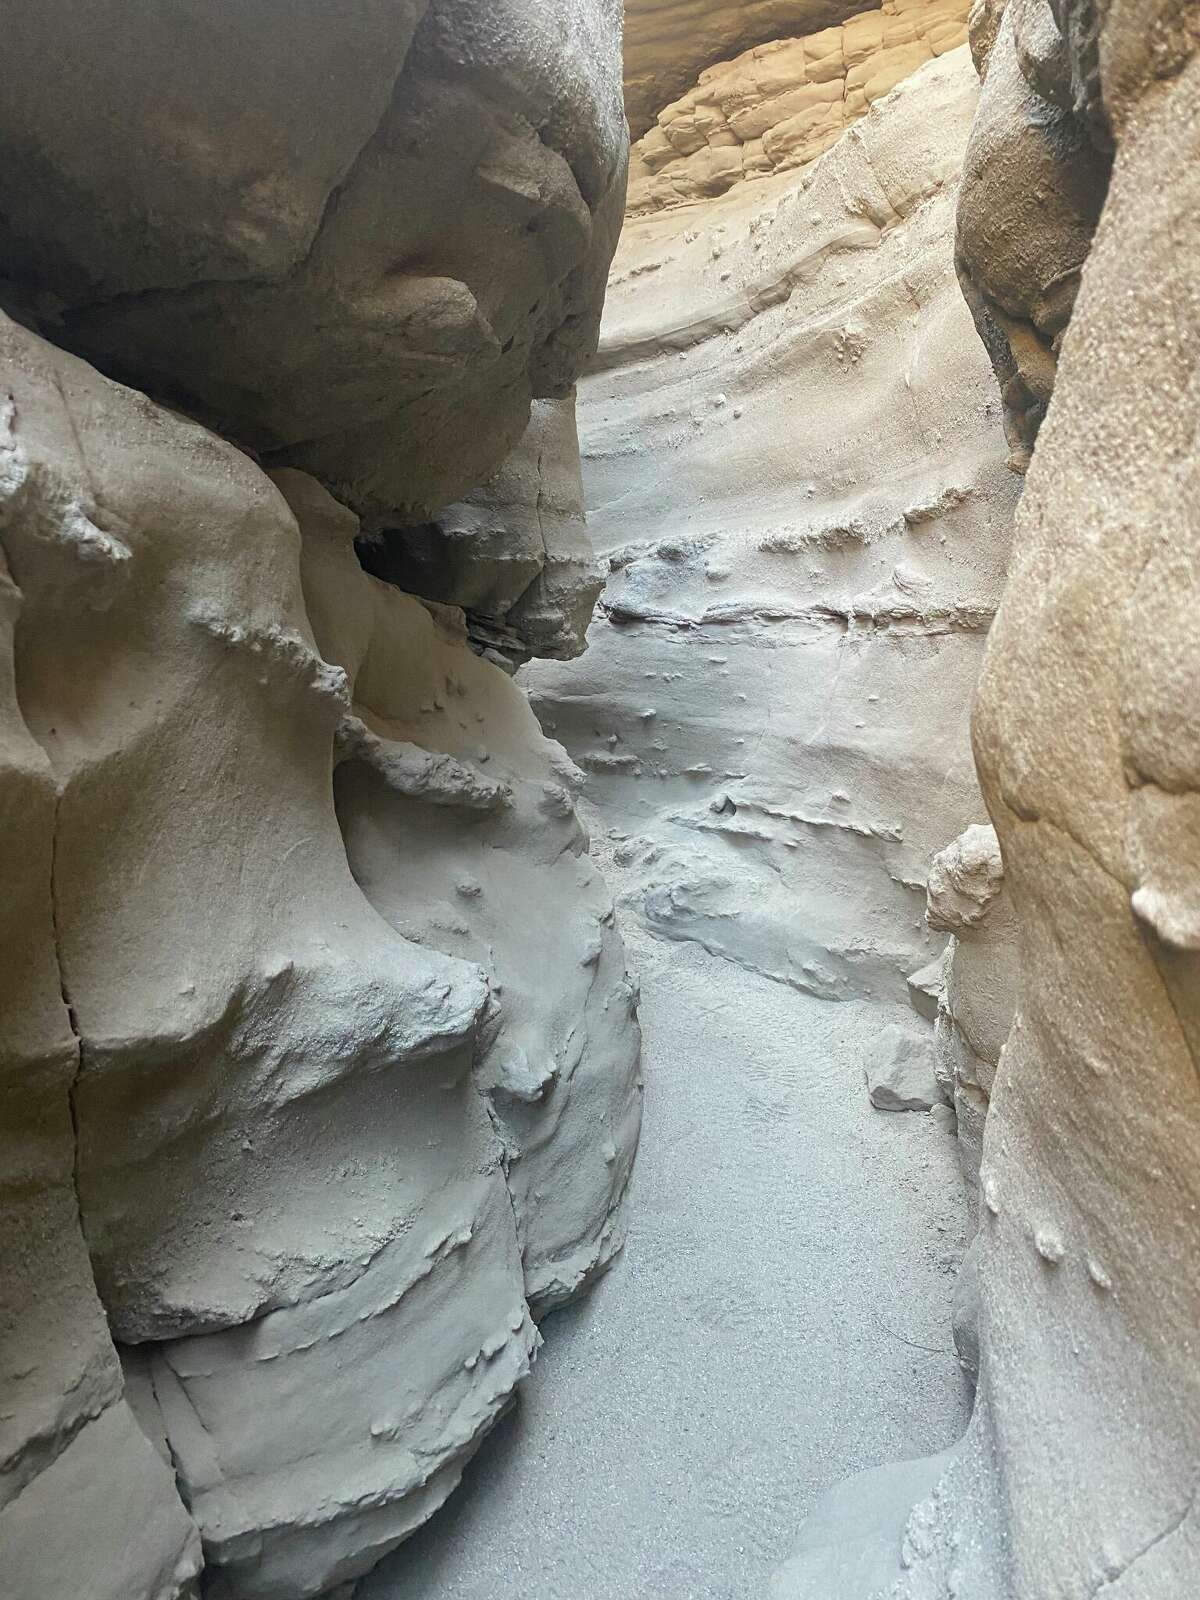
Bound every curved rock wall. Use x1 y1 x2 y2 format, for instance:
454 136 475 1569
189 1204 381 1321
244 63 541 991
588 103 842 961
775 3 1200 1595
953 3 1200 1592
528 46 1017 1008
954 0 1111 465
0 5 639 1598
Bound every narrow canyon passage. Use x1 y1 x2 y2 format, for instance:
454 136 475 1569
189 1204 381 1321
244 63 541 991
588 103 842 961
9 5 1198 1598
367 43 1000 1599
365 919 969 1600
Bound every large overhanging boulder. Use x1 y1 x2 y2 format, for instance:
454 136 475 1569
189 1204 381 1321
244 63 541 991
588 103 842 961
0 0 628 524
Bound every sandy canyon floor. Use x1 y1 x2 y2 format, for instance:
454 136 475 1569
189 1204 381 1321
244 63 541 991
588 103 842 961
364 853 970 1600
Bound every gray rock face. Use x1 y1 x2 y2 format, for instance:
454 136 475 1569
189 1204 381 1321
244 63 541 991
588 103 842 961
0 0 627 524
0 5 640 1594
0 514 202 1598
866 1025 945 1112
0 306 640 1600
527 49 1018 1010
357 395 603 667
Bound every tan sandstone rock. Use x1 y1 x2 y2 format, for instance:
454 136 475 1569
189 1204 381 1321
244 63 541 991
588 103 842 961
627 0 971 214
775 4 1200 1595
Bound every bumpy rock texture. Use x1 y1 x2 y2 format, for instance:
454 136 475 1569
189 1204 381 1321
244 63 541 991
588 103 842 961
776 2 1200 1596
0 5 639 1599
629 0 969 213
527 47 1017 1010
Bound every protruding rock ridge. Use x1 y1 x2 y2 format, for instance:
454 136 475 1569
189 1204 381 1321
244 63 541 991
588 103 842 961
0 0 627 525
954 0 1111 466
628 0 970 213
527 48 1017 1007
774 4 1200 1596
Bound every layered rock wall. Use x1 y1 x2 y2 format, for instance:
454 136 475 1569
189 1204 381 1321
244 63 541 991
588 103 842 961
528 47 1017 1007
629 0 970 212
625 0 870 137
0 5 639 1598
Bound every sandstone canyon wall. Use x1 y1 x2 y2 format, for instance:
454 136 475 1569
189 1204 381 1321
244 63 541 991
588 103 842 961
774 2 1200 1595
527 45 1019 1016
0 5 640 1598
2 1 1197 1598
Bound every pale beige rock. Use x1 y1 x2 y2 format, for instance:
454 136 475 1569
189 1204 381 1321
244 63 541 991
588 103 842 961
627 0 970 215
0 301 639 1598
0 513 202 1597
776 4 1200 1595
926 825 1018 1187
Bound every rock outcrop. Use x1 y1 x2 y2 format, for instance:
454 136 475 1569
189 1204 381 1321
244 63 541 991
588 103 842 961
926 824 1017 1187
624 0 870 138
954 0 1111 465
0 5 640 1598
527 47 1018 1007
628 0 970 213
356 394 603 668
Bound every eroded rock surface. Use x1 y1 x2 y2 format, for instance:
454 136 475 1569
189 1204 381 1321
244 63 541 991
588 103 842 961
628 0 969 213
776 3 1200 1596
0 302 640 1600
0 4 640 1596
954 0 1111 465
527 48 1017 1007
356 395 603 668
624 0 869 138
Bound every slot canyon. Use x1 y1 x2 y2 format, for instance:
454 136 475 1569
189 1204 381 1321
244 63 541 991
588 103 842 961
1 3 1197 1599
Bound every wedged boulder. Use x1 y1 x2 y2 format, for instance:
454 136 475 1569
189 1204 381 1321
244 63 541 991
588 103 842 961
866 1025 946 1112
0 0 628 524
356 394 603 666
